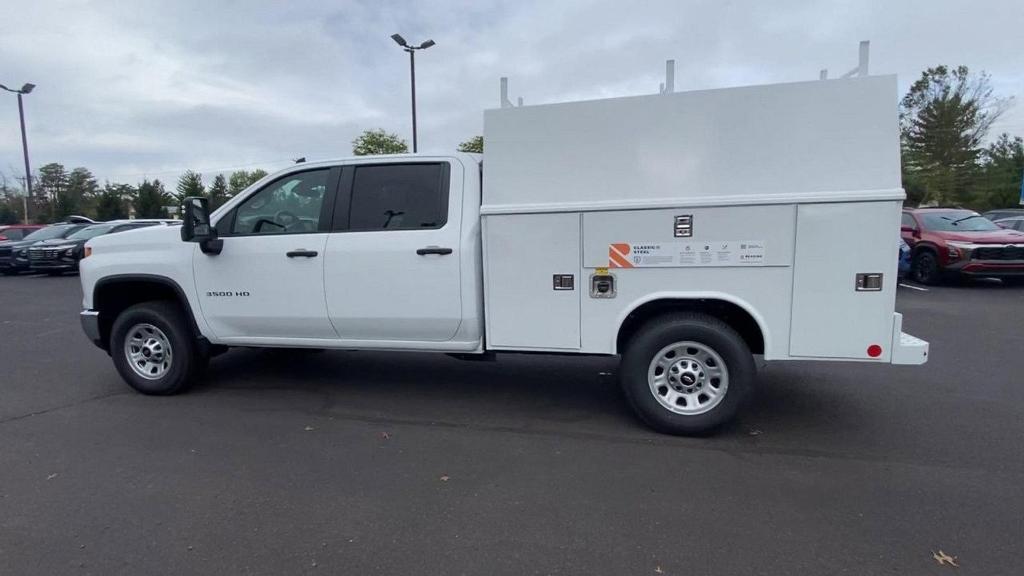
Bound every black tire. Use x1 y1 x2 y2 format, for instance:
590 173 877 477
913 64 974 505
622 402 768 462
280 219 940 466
110 301 201 395
911 250 941 285
620 313 755 435
1003 277 1024 287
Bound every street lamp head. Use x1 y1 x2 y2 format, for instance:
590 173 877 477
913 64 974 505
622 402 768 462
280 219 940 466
418 39 435 49
390 33 408 48
20 83 35 94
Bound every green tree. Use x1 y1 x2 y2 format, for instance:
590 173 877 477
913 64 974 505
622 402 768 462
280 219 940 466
175 170 205 201
95 182 133 220
973 134 1024 212
37 163 68 220
352 129 408 156
900 65 1012 206
457 135 483 153
208 173 229 209
228 169 268 197
58 167 98 220
135 179 170 218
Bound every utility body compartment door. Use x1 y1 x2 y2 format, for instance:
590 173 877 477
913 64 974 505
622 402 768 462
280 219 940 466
483 212 581 350
789 201 900 359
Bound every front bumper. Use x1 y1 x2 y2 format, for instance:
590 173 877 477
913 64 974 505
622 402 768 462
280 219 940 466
80 310 104 349
945 243 1024 277
29 259 77 271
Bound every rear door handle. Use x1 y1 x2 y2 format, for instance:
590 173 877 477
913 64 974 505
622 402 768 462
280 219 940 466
416 246 453 256
286 249 319 258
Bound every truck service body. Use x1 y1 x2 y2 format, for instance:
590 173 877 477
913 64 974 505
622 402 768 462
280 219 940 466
79 75 928 434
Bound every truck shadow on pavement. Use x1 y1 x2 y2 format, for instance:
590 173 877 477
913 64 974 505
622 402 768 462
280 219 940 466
192 347 867 441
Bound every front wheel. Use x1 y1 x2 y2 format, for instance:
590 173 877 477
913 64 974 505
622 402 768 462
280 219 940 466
110 301 203 395
620 313 755 435
911 250 941 285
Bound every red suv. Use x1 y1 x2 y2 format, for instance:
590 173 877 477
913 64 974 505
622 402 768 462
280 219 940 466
0 224 44 242
901 208 1024 285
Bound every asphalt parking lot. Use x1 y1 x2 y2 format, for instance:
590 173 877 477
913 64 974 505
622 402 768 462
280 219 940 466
1 275 1022 575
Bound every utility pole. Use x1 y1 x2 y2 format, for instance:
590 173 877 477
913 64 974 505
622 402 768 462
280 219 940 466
1 82 36 222
390 34 435 153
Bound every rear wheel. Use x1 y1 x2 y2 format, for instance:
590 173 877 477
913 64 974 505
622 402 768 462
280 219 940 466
911 250 941 285
110 301 202 395
620 313 755 435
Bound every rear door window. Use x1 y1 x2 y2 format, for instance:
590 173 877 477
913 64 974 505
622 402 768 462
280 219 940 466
344 164 448 231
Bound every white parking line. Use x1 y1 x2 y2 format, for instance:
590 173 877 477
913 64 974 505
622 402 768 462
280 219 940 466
899 283 929 292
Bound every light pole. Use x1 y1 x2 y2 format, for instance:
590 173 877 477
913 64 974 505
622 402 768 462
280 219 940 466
390 34 435 153
0 82 36 223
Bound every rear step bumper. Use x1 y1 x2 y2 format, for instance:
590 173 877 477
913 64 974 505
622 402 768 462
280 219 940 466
890 313 928 365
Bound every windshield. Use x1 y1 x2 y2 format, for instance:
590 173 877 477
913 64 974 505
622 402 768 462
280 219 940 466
920 211 1001 232
67 224 117 241
21 224 79 241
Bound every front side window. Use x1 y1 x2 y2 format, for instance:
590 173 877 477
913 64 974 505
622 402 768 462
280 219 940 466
901 213 917 229
347 164 447 231
232 169 329 235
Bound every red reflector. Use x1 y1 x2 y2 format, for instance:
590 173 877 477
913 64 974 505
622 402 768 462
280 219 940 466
867 345 882 358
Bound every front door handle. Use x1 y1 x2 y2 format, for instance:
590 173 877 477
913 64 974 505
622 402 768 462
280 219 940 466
416 246 453 256
286 249 319 258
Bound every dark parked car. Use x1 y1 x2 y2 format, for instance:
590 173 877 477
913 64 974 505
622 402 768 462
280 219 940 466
0 225 44 241
28 220 171 274
901 208 1024 285
994 216 1024 232
0 223 92 275
982 208 1024 222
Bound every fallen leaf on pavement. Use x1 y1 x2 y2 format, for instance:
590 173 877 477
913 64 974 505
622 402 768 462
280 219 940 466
380 432 390 440
655 566 664 574
439 475 450 482
304 426 315 431
46 473 58 480
748 429 762 436
932 550 959 567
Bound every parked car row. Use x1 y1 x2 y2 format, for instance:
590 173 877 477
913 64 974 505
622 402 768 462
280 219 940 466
0 218 178 275
901 207 1024 285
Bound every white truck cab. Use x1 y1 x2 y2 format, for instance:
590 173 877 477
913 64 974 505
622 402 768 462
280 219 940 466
80 75 927 435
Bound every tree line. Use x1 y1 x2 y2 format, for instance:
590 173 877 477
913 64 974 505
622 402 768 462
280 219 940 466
0 167 268 224
1 64 1019 225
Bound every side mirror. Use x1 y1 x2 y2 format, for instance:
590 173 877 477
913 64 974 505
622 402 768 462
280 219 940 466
900 225 919 237
181 196 223 255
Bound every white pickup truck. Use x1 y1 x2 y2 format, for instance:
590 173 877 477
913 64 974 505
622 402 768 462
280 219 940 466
80 75 928 435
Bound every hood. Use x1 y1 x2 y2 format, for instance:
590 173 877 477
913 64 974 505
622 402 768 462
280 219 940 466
34 238 83 248
940 229 1024 244
0 238 46 250
86 222 180 249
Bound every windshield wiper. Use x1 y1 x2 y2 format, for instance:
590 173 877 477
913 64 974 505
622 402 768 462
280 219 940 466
950 215 983 225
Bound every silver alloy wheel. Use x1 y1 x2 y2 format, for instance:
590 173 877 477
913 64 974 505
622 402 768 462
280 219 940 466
124 323 173 380
647 341 729 415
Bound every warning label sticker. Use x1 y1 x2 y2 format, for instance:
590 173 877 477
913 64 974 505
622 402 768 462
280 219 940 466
608 241 766 268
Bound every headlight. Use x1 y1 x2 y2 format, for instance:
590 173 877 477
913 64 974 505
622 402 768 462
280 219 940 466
946 241 972 260
64 247 75 257
17 249 27 257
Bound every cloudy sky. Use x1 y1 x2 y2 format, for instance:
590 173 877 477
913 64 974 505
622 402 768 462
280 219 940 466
1 0 1022 186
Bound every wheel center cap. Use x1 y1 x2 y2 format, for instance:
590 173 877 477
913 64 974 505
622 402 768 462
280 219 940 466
681 373 696 386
